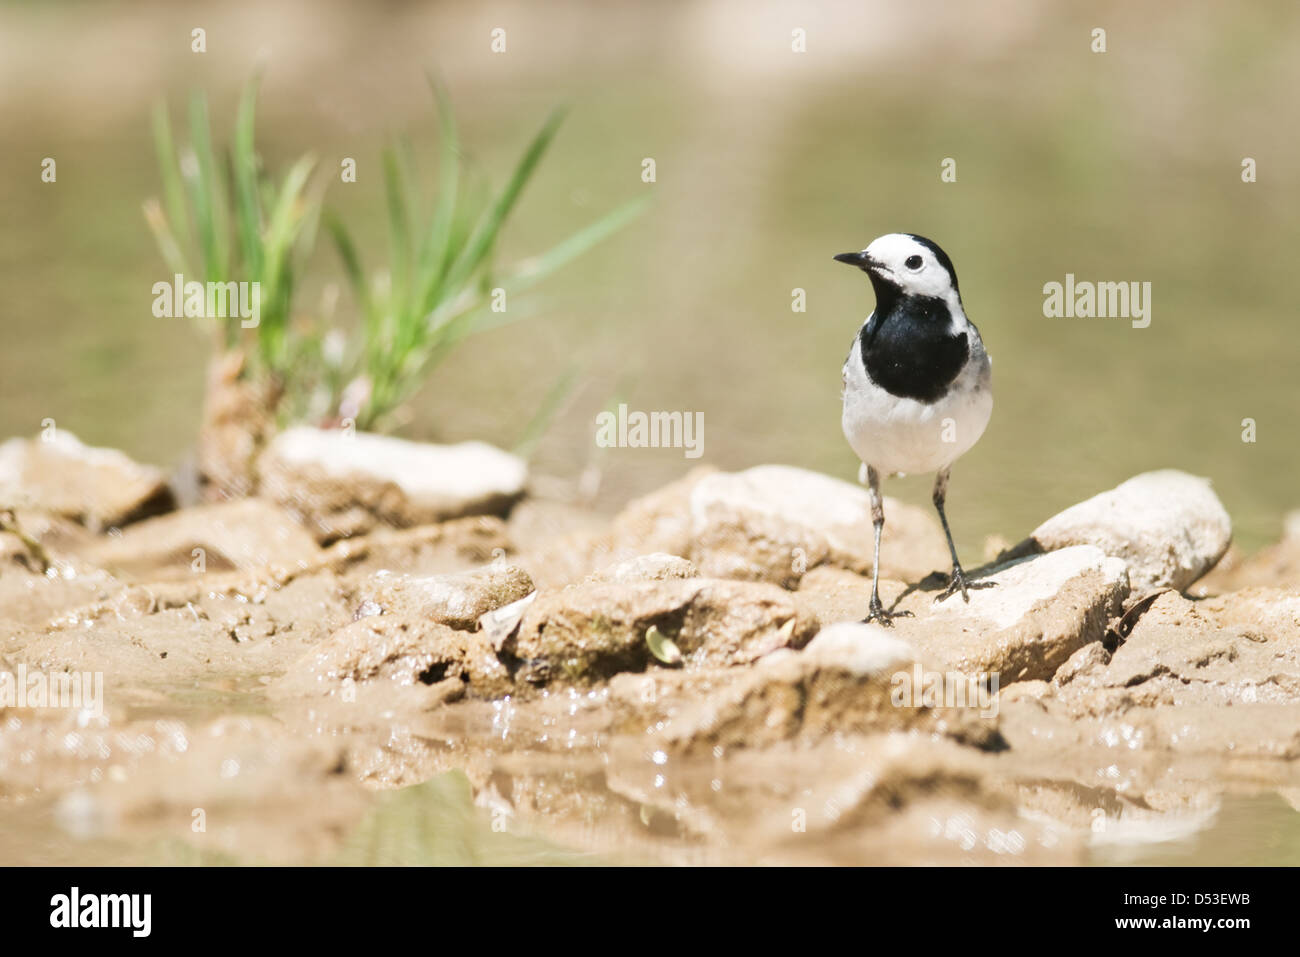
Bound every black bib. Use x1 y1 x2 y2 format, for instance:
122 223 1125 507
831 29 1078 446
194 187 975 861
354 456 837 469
860 296 969 404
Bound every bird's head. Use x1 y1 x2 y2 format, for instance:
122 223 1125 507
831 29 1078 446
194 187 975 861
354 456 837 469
834 233 961 307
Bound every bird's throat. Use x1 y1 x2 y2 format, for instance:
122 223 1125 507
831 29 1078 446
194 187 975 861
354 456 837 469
860 295 970 404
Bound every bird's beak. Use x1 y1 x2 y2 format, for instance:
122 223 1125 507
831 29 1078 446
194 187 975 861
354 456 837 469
834 251 873 270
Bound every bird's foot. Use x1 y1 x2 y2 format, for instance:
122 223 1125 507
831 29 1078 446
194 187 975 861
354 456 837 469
862 597 914 627
934 566 995 604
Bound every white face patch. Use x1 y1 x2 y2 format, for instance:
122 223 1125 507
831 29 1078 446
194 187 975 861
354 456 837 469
863 233 958 301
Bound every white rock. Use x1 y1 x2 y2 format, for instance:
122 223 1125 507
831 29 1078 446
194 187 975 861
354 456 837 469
271 427 526 508
259 426 527 539
0 431 172 529
84 498 321 576
879 544 1131 684
684 464 949 584
354 564 534 629
929 545 1129 631
798 621 918 677
1030 470 1231 592
690 465 874 538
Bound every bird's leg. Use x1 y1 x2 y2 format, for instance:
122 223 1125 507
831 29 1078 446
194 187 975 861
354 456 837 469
862 465 912 626
932 466 994 603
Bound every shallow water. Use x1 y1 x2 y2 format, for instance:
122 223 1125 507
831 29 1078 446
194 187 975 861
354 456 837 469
1088 793 1300 867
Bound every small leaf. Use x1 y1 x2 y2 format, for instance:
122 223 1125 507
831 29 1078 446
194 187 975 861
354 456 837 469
646 625 683 666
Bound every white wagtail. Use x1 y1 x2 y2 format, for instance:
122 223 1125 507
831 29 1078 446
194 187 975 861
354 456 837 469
834 233 993 625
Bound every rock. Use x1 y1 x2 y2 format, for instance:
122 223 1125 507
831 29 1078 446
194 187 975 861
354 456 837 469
993 585 1300 781
683 465 948 586
1142 704 1300 759
514 528 617 590
793 565 880 624
349 564 534 630
516 461 947 590
998 680 1051 705
1089 589 1300 706
800 545 1129 685
529 464 947 590
83 498 321 579
802 620 920 674
514 471 713 589
506 498 610 555
259 426 527 543
1029 470 1231 593
637 622 1002 754
610 467 717 557
584 553 697 584
320 516 511 578
907 546 1129 684
1052 641 1110 687
507 578 818 683
0 431 173 529
278 613 512 700
518 464 949 590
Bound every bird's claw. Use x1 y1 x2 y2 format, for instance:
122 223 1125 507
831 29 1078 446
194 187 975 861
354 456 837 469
934 567 995 604
862 598 914 627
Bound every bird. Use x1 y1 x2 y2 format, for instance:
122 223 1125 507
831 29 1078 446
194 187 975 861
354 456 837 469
833 233 993 625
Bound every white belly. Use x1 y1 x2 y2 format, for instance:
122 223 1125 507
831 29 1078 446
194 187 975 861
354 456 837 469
842 345 992 477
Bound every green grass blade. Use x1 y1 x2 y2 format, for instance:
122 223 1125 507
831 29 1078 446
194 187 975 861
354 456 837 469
150 102 191 261
415 78 462 312
298 180 323 265
425 295 543 379
325 210 370 317
142 198 189 277
186 91 229 283
382 145 412 324
232 78 263 277
501 194 649 295
442 106 568 294
423 178 489 334
262 157 316 283
258 155 317 367
423 300 493 363
513 366 578 459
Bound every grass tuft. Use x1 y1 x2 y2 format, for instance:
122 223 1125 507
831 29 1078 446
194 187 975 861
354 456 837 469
147 76 646 440
325 79 649 431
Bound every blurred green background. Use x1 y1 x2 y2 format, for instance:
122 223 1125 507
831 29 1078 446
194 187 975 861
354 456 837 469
3 0 1297 550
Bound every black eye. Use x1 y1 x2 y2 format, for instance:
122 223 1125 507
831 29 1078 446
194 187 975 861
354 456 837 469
905 255 923 270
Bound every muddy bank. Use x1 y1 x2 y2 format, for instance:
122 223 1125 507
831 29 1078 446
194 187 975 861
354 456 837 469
2 430 1299 865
